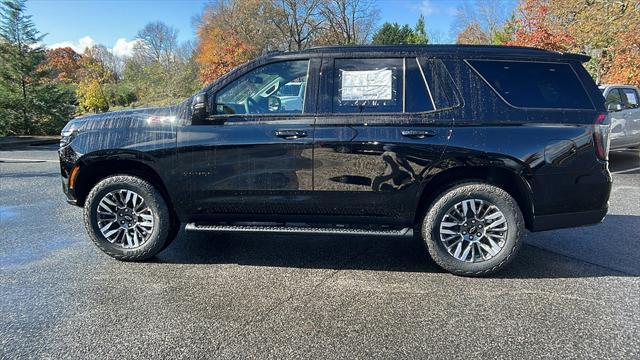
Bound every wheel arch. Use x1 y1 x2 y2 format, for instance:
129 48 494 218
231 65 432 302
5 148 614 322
414 165 535 230
73 153 175 217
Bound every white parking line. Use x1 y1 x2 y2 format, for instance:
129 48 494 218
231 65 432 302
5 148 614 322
0 158 59 163
611 166 640 174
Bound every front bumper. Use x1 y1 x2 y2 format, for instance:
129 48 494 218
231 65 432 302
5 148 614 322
59 143 81 206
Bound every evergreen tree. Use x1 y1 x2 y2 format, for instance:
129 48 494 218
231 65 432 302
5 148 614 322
409 15 429 44
372 16 429 45
372 22 414 45
0 0 74 135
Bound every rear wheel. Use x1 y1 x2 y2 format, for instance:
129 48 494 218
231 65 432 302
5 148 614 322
421 183 524 276
83 175 175 261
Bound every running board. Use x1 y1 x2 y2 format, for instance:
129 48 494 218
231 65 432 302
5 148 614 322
185 223 413 237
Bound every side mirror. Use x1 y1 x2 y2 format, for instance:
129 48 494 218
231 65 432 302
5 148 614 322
191 92 208 123
607 102 624 112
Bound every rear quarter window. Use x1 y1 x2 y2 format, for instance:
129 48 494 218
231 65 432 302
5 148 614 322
467 60 594 110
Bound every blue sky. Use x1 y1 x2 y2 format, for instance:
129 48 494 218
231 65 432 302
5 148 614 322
26 0 515 54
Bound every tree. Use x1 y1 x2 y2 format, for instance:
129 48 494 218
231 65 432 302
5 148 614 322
134 21 178 70
453 0 513 45
0 0 74 135
507 0 575 51
317 0 379 45
123 22 200 105
195 26 252 84
456 22 490 45
42 47 82 83
76 78 109 113
372 16 428 45
372 23 415 45
271 0 324 51
409 15 428 44
195 0 273 84
198 0 280 57
75 49 112 113
547 0 639 84
87 44 119 82
602 31 640 87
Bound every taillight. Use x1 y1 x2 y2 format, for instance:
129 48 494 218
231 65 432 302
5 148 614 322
593 113 610 161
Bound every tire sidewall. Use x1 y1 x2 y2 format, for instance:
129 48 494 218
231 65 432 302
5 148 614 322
422 183 524 276
84 175 170 260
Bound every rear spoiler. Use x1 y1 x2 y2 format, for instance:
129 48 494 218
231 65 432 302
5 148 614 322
558 52 591 63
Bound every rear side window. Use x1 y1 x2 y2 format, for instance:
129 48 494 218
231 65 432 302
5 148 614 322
405 58 434 112
419 59 460 110
333 58 403 113
621 88 639 108
331 58 459 114
467 60 594 109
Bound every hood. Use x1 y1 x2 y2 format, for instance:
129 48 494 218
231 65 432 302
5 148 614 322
62 105 180 134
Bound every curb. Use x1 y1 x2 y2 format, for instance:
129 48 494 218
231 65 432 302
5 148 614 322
0 137 60 150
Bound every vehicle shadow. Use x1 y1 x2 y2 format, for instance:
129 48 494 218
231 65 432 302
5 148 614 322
609 149 639 173
155 217 639 279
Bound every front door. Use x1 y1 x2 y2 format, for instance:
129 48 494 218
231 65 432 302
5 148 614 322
177 58 319 223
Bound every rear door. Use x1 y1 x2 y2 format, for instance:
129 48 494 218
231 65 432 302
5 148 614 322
311 56 457 225
620 87 640 146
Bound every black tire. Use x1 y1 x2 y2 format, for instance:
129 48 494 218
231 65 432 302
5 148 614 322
83 175 175 261
160 221 181 251
421 182 524 276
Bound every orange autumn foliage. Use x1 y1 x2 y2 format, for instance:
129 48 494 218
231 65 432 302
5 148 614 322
42 47 82 83
508 0 574 52
602 31 640 87
195 25 253 85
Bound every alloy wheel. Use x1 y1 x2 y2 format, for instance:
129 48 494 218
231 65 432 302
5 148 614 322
438 199 508 263
96 189 154 249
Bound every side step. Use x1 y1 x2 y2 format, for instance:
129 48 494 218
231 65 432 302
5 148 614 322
185 223 413 237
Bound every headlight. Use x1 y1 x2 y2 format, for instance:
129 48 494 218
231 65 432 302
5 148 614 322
60 121 80 147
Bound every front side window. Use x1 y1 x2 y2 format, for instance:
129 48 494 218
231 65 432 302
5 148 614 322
605 88 623 107
468 60 594 109
215 60 309 115
333 58 403 113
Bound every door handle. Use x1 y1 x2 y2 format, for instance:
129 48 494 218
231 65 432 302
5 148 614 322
401 130 436 139
275 129 307 139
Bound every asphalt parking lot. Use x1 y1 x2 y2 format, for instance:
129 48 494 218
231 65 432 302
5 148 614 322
1 145 639 359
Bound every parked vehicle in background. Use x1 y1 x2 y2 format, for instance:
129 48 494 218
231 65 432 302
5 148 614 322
600 84 640 151
59 45 612 276
276 81 306 112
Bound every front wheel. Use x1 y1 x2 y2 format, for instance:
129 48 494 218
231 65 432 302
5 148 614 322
83 175 175 261
421 183 524 276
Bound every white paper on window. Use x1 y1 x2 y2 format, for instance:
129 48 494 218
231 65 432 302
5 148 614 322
624 91 638 105
341 69 393 101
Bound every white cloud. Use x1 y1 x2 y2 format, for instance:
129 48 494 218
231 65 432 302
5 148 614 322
111 38 139 58
47 36 138 58
420 0 435 16
48 35 96 54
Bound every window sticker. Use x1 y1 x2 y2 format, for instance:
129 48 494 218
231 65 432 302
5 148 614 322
624 90 638 105
340 69 393 101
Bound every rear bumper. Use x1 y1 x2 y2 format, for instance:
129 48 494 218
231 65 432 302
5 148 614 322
530 207 608 232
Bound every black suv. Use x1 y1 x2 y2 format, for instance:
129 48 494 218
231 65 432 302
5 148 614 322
59 45 612 276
